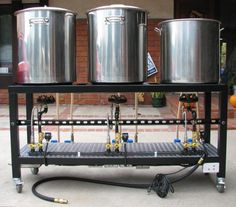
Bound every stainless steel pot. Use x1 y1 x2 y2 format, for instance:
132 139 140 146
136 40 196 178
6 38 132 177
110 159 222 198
156 18 221 83
15 7 76 84
87 4 148 83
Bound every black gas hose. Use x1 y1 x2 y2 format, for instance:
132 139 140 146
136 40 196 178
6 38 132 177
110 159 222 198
32 150 206 204
32 176 148 204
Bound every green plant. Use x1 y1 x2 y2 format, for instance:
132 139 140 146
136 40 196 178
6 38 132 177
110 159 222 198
151 92 166 107
226 72 236 95
151 92 165 99
228 73 236 87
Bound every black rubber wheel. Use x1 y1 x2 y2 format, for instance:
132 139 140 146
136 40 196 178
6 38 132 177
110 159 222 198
216 184 225 193
31 168 39 175
16 184 23 193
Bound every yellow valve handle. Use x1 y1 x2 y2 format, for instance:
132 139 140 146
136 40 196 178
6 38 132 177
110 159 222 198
105 143 112 149
114 143 121 149
28 144 37 149
183 142 188 149
38 143 43 148
191 142 199 148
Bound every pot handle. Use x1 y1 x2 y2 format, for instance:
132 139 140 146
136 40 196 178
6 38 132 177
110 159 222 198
219 28 224 41
29 17 49 26
105 16 125 24
154 27 161 35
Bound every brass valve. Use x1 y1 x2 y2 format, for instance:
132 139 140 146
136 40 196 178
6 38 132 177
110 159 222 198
105 143 112 151
28 143 37 151
115 132 121 141
38 143 44 150
183 142 189 149
114 143 121 152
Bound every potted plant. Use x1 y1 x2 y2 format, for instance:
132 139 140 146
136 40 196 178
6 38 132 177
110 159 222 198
151 92 166 107
227 72 236 95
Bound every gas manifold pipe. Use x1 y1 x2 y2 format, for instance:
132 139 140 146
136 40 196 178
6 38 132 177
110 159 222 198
183 111 188 143
105 114 112 152
134 93 139 143
70 93 74 142
56 93 60 142
30 106 39 145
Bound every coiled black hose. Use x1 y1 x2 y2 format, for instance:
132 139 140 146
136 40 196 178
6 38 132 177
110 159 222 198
32 151 206 203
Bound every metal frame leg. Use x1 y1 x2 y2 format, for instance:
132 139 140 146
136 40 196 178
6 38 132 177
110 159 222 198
9 91 23 191
26 93 33 144
215 86 228 193
204 92 211 143
217 87 228 179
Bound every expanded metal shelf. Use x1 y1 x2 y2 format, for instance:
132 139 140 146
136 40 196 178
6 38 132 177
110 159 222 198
20 142 219 166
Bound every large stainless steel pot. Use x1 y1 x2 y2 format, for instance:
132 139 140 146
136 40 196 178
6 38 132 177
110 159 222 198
87 4 148 83
156 18 221 83
15 7 76 84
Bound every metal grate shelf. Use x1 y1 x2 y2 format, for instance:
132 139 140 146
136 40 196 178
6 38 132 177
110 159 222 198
19 142 219 166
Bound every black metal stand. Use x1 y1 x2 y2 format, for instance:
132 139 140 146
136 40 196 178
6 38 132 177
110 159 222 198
8 83 228 193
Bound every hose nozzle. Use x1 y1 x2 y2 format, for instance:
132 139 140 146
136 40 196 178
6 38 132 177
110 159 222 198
54 198 68 204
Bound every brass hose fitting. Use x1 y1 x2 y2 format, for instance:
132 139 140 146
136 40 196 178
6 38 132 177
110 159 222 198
54 198 68 204
198 157 204 165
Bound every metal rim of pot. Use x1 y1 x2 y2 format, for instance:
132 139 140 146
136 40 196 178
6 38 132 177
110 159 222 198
87 4 148 13
158 18 220 25
155 18 221 35
14 6 77 15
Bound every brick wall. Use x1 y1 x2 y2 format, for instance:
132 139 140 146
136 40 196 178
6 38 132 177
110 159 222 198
0 19 162 105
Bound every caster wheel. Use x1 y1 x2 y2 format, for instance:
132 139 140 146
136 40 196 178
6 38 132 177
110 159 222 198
16 184 23 193
217 184 225 193
31 167 39 175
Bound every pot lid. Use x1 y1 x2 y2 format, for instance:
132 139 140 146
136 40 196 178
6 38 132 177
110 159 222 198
87 4 148 13
15 6 77 15
158 18 221 26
